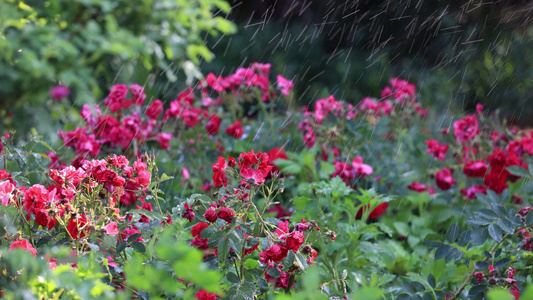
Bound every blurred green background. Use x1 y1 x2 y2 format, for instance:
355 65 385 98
2 0 533 141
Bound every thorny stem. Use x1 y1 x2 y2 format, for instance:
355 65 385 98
451 233 512 300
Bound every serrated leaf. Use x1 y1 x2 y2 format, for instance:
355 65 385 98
401 282 415 294
446 223 459 243
471 227 489 246
526 212 533 226
488 223 503 243
469 285 486 296
475 261 489 270
428 274 436 288
507 166 528 177
127 233 142 242
435 245 450 260
226 272 240 283
494 258 511 269
286 250 295 267
117 242 127 252
496 218 515 235
207 230 226 247
294 253 309 270
131 241 146 253
266 268 280 279
227 231 243 256
457 230 472 247
218 238 230 265
200 226 217 239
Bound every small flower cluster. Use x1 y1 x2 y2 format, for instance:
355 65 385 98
360 78 427 118
1 154 153 254
212 150 273 187
202 62 293 102
413 108 530 199
473 266 519 299
59 84 173 162
260 220 319 289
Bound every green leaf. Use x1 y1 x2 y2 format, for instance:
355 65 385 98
445 223 459 243
401 282 415 294
266 268 280 279
487 288 514 300
294 253 309 271
475 261 489 270
496 218 515 235
226 272 240 283
217 238 230 265
435 245 451 260
131 241 146 253
427 274 436 288
471 227 489 246
494 258 511 269
394 222 410 236
506 166 528 177
285 250 295 267
526 212 533 226
200 226 217 239
227 230 243 256
127 233 142 242
117 242 127 253
275 159 302 174
160 173 174 182
488 223 503 243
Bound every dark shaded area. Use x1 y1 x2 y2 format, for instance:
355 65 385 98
206 0 533 125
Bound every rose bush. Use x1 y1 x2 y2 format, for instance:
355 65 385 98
3 63 533 300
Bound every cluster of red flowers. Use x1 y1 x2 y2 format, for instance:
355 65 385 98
473 266 519 299
203 63 293 102
1 155 152 247
212 150 273 187
331 156 373 187
259 220 318 289
59 84 173 162
359 78 427 117
414 109 530 200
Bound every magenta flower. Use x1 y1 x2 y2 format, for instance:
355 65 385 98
50 85 70 101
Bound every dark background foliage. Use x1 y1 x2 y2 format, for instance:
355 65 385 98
204 0 533 124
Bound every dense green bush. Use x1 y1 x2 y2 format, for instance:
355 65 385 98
0 0 235 138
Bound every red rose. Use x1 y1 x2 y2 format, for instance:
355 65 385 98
226 120 244 139
203 208 218 223
67 214 89 240
425 139 448 161
435 168 457 190
195 289 217 300
407 182 428 192
453 115 480 143
206 114 221 135
463 160 488 178
484 169 508 194
487 148 508 171
238 150 272 185
212 157 228 187
145 99 164 119
9 239 37 257
285 231 305 252
191 222 209 237
460 185 486 200
356 202 389 220
35 209 56 230
259 244 289 264
182 204 195 222
217 207 235 223
267 148 288 176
